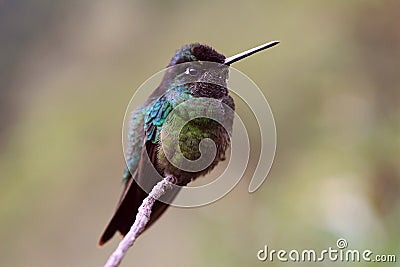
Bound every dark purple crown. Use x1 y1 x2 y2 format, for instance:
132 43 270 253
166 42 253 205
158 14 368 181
168 43 225 66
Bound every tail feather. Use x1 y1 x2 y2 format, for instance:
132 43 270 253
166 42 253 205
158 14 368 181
98 174 179 246
99 142 180 246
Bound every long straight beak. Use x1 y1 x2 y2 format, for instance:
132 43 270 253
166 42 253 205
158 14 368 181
224 41 280 65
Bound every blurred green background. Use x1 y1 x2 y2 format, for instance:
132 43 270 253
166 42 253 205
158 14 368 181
0 1 399 266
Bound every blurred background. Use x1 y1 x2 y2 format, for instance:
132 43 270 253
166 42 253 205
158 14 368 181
0 0 399 266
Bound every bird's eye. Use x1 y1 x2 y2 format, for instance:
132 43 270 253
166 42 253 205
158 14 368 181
185 67 198 76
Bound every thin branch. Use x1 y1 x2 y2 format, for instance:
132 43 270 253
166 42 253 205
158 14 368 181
104 175 175 267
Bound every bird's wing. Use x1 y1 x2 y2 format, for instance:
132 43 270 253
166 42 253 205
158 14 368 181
99 95 179 246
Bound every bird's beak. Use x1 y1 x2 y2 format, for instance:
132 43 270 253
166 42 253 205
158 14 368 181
224 41 280 65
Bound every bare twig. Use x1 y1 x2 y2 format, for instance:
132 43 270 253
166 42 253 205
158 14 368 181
104 175 175 267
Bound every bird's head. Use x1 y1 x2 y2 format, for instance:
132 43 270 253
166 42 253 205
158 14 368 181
159 41 280 99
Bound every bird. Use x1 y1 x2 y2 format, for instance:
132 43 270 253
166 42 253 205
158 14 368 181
99 41 279 246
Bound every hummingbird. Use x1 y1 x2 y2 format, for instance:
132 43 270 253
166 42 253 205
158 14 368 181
99 41 279 246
